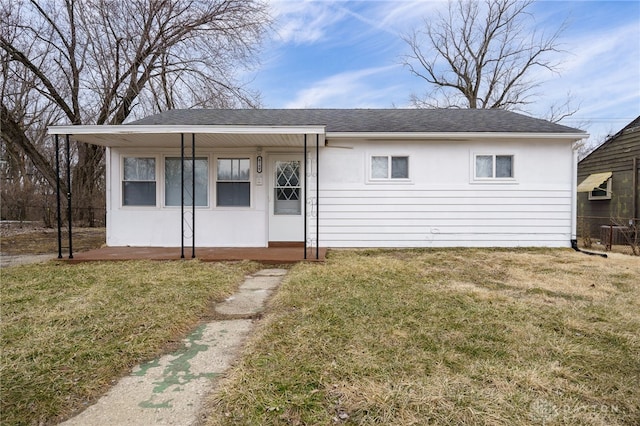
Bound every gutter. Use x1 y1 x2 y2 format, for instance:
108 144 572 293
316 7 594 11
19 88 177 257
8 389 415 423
327 131 588 140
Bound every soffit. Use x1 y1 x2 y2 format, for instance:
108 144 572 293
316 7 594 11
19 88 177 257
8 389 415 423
47 125 326 148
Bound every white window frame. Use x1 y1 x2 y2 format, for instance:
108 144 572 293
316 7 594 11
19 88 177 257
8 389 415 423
588 178 612 200
214 156 252 208
121 156 158 208
472 153 516 182
368 155 411 183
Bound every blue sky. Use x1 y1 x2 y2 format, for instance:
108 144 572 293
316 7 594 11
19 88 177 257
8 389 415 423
251 0 640 147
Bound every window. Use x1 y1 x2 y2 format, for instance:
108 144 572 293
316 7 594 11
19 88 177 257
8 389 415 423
217 158 250 206
274 160 301 215
164 157 208 206
475 154 514 179
122 157 156 206
371 156 409 180
589 178 612 200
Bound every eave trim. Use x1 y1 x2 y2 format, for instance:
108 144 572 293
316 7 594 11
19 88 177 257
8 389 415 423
48 124 327 135
327 132 589 140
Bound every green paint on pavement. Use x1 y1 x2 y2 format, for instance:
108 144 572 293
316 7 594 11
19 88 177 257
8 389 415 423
139 399 172 409
151 324 217 394
138 324 221 409
133 358 161 376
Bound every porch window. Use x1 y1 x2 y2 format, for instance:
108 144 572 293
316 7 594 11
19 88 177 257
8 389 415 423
164 157 208 206
371 156 409 180
122 157 156 206
217 158 250 207
475 154 514 179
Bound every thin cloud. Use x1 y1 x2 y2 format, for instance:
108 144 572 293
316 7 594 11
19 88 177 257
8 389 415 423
557 21 639 74
535 19 639 137
284 65 403 108
268 0 348 45
335 1 442 37
259 0 638 144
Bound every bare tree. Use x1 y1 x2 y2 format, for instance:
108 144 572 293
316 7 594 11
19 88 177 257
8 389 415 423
402 0 573 117
1 0 270 224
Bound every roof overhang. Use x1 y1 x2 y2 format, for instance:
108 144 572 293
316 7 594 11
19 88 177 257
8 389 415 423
47 125 327 148
48 125 587 148
577 172 612 192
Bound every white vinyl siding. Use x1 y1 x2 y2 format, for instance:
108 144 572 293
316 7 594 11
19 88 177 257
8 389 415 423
314 188 571 247
312 139 573 248
108 136 574 249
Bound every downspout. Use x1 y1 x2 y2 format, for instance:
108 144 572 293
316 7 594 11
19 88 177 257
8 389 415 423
633 157 638 228
570 141 579 246
571 140 607 258
304 134 307 260
316 133 319 260
633 157 638 245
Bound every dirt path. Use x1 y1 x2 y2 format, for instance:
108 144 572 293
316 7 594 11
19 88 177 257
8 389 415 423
59 269 287 426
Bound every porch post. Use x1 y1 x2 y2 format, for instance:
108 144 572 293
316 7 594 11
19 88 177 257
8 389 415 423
191 133 196 259
304 134 307 260
65 134 73 259
181 133 185 259
55 135 62 259
316 133 319 260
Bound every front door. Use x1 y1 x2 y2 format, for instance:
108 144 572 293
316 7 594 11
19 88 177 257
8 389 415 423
269 155 304 243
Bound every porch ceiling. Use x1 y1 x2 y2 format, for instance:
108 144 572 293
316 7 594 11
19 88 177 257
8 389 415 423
47 125 327 148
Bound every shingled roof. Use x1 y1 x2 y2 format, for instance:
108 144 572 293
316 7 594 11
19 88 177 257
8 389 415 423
129 109 584 134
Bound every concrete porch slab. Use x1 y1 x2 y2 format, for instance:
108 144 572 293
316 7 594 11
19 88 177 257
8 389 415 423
59 246 326 264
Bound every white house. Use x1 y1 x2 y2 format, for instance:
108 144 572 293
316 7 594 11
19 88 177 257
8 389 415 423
48 109 587 253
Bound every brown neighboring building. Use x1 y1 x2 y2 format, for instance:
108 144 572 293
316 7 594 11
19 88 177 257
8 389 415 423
577 116 640 242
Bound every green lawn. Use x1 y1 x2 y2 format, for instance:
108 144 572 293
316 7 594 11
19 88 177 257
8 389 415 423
207 249 640 425
1 260 259 425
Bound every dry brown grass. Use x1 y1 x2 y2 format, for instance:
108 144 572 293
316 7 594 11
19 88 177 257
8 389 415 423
0 226 105 255
1 260 260 425
207 248 640 425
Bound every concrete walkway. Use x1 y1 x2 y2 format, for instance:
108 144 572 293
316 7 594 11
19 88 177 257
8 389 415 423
60 269 287 426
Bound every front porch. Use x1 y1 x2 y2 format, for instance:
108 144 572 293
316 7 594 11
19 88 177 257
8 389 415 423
60 245 327 264
48 122 326 261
